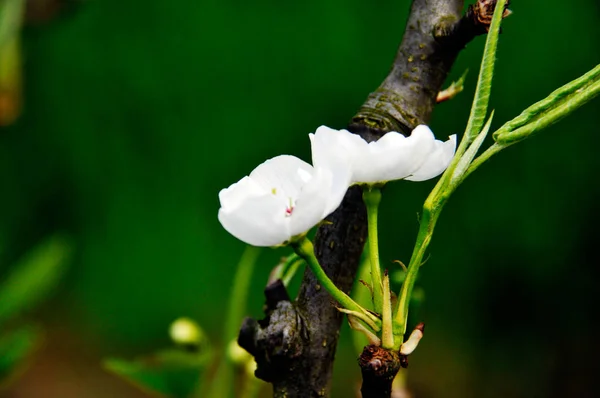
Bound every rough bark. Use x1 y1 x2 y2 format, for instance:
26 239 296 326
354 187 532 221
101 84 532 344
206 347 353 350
239 1 507 397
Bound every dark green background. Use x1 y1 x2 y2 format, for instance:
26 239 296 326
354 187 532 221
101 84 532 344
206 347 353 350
1 0 599 396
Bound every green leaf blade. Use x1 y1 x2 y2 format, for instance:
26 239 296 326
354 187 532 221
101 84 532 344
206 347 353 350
0 235 73 326
463 0 507 141
494 64 600 144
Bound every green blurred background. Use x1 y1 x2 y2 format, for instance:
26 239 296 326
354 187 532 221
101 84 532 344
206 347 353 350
1 0 599 396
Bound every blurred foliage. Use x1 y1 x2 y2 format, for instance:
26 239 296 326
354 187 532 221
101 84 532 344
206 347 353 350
104 347 210 398
0 0 24 125
0 235 71 324
0 0 599 397
0 235 71 390
0 325 39 388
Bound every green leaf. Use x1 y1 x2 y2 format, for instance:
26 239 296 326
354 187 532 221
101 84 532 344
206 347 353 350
0 325 41 389
494 64 600 144
0 235 73 326
463 0 507 141
104 349 211 398
452 111 495 184
0 0 25 50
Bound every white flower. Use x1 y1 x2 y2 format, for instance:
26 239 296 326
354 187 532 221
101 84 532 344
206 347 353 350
218 155 350 247
309 125 457 184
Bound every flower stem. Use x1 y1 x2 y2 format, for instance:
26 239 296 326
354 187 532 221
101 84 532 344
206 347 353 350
209 245 262 398
362 187 384 314
225 246 262 342
351 247 374 354
393 193 443 346
292 237 380 327
381 271 394 350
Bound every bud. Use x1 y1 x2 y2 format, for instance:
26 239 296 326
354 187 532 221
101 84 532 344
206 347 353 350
169 317 204 347
227 339 252 365
399 322 424 355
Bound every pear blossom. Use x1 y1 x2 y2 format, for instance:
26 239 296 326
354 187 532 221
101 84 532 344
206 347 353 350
309 125 457 184
218 155 350 247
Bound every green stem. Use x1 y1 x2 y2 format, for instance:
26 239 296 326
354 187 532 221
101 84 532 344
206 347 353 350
462 142 505 181
381 271 394 349
282 258 304 287
208 245 262 398
363 187 384 314
292 237 380 327
350 245 373 354
390 0 510 346
393 194 444 344
224 246 262 342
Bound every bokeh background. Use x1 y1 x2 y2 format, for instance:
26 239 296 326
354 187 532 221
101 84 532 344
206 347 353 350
1 0 599 396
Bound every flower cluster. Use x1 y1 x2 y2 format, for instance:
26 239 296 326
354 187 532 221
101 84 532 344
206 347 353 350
218 126 456 247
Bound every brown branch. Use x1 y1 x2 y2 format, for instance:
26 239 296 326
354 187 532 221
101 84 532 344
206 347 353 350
238 1 509 397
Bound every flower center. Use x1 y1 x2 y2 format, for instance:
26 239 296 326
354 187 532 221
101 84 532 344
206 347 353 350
285 197 294 217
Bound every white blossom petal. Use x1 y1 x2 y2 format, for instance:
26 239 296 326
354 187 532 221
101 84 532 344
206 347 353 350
405 134 457 181
218 154 350 247
219 176 263 212
310 124 456 184
249 155 314 200
289 168 333 236
352 127 435 183
310 126 364 173
218 185 289 247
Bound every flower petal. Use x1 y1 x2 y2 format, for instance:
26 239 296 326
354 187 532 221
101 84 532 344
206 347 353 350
218 193 290 247
310 124 455 184
218 156 315 246
405 134 457 181
352 127 436 183
218 176 264 212
290 160 352 237
249 155 314 200
310 126 363 172
289 168 333 237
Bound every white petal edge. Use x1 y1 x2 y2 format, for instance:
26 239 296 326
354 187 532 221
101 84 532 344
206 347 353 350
249 155 315 201
218 193 290 247
405 134 457 182
309 125 452 184
352 127 436 183
289 167 333 237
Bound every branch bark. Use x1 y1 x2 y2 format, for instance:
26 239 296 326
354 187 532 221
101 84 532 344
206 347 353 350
239 1 507 397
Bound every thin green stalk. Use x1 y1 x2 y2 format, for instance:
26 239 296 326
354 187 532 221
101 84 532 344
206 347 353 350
224 246 262 342
462 142 505 180
381 271 394 349
393 195 443 344
451 112 495 185
271 253 304 287
209 245 262 398
282 258 304 287
350 245 373 354
292 237 380 327
363 187 384 314
392 0 508 346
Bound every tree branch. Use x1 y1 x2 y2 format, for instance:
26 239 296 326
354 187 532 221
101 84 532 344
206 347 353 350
238 1 508 397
